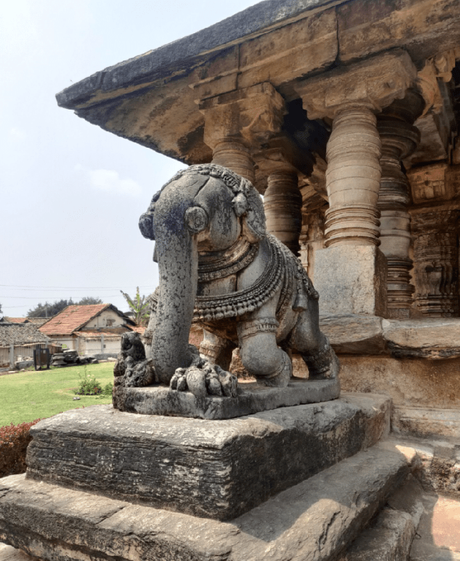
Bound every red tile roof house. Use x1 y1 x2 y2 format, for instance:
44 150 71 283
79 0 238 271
39 304 139 358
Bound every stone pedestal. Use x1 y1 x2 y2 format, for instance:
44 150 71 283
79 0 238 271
315 245 387 316
113 377 340 420
24 396 388 522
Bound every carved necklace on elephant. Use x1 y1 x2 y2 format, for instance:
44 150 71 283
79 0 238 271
197 237 259 282
193 235 285 322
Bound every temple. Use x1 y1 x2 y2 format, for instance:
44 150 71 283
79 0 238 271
56 0 460 437
0 2 459 560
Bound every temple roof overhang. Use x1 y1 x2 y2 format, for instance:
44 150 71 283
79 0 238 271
56 0 460 190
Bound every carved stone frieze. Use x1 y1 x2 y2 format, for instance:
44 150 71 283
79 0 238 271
416 49 460 116
411 207 460 317
407 162 453 204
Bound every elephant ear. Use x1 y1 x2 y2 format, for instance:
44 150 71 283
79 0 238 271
239 178 266 243
139 190 161 240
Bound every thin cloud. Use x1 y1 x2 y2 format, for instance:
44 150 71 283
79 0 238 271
10 127 27 140
75 165 142 196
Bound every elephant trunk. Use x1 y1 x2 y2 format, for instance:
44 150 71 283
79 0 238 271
151 190 199 384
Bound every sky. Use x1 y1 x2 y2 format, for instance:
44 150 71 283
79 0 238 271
1 0 259 318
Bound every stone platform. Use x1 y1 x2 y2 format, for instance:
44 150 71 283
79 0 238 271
0 439 412 561
25 393 388 521
113 377 341 419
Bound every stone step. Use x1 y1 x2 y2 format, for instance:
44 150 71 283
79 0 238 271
338 474 425 560
0 439 415 561
25 392 391 521
393 406 460 439
390 434 460 499
335 437 460 561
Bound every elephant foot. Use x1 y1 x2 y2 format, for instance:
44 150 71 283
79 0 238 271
170 361 238 398
302 342 339 380
259 351 292 388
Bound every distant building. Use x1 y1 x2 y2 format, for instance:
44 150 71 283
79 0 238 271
0 318 51 368
39 304 138 356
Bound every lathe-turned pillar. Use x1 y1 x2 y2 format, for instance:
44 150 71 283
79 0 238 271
264 169 302 255
211 139 255 183
295 52 417 315
254 138 305 255
324 105 382 247
377 91 424 318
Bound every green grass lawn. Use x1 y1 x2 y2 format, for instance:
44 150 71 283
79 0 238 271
0 363 115 426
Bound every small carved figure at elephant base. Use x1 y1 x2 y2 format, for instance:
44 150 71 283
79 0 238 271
114 332 155 388
115 163 339 399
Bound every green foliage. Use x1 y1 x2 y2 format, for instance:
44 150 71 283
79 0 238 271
0 419 41 477
75 367 102 395
0 363 114 426
77 297 103 305
103 382 113 395
28 298 73 318
120 287 150 326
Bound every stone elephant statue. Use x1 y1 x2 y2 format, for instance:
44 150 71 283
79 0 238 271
138 163 338 396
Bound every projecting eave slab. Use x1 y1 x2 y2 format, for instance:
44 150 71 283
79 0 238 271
56 0 460 165
56 0 336 108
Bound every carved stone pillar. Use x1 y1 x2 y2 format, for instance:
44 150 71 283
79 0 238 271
377 92 424 318
199 82 286 184
263 169 302 254
211 139 255 183
324 105 382 247
411 208 459 317
298 159 328 280
295 51 417 315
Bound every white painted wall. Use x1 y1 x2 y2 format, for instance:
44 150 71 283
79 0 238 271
81 309 125 330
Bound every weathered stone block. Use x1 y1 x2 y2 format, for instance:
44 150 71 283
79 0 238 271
337 0 460 65
383 318 460 359
320 313 385 354
0 439 411 561
314 245 387 316
238 8 337 89
26 394 390 521
339 356 460 410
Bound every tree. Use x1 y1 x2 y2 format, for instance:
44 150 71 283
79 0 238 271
120 287 150 326
28 299 74 318
77 297 103 305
